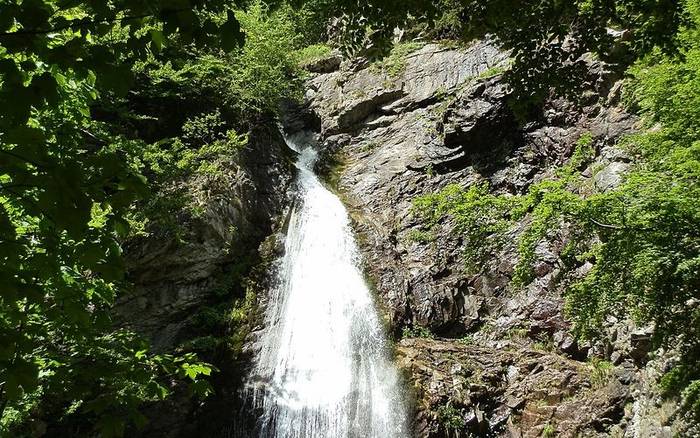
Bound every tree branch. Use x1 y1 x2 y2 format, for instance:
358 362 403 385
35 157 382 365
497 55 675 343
590 218 623 230
0 8 190 38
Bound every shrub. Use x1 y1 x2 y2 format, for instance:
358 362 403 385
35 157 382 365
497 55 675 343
588 358 614 389
436 402 465 432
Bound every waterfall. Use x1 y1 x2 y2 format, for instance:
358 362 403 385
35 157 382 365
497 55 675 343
246 132 407 438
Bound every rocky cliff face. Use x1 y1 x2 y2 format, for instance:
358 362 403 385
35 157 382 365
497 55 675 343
120 123 294 351
294 42 684 437
117 122 295 437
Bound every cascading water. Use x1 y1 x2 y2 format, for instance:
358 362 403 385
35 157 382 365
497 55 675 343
246 132 407 438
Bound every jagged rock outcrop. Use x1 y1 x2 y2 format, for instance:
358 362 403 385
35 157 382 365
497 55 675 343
295 42 685 436
398 338 631 437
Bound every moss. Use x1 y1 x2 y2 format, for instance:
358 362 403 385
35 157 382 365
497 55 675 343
371 41 425 78
296 43 333 66
318 148 349 193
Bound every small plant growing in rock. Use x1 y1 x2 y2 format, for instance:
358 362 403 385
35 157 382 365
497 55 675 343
296 43 333 66
402 325 434 339
458 334 475 345
541 422 557 437
588 357 614 389
371 41 425 77
434 85 449 101
407 229 434 244
436 402 465 433
532 334 555 352
477 65 506 80
360 141 379 153
506 326 529 341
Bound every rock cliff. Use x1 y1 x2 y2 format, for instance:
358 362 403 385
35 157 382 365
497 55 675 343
117 122 296 437
293 42 684 437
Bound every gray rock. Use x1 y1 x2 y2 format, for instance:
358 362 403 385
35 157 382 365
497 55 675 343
293 40 683 437
302 51 343 73
594 161 631 192
630 327 654 363
118 124 295 351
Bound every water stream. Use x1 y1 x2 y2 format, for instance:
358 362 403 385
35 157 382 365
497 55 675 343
246 133 407 438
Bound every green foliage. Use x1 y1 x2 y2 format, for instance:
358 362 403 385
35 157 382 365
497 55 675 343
436 402 465 431
541 422 556 438
402 325 435 339
505 327 529 341
477 65 507 80
229 1 304 115
588 357 614 389
567 0 700 418
296 43 333 66
111 1 303 238
0 0 300 434
360 141 379 153
413 131 594 281
457 334 475 345
371 41 425 78
284 0 334 46
413 182 517 274
407 229 433 244
532 337 556 353
413 1 700 421
228 289 258 356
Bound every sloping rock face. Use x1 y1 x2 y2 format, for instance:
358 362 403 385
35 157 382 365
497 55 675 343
297 42 685 436
117 122 295 437
119 123 294 351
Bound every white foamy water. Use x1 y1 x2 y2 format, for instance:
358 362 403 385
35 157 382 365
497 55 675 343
247 133 407 438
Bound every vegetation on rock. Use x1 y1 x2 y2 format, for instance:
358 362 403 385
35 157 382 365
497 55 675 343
413 0 700 422
2 0 699 435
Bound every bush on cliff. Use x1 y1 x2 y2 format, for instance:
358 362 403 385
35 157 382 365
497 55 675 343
414 0 700 421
